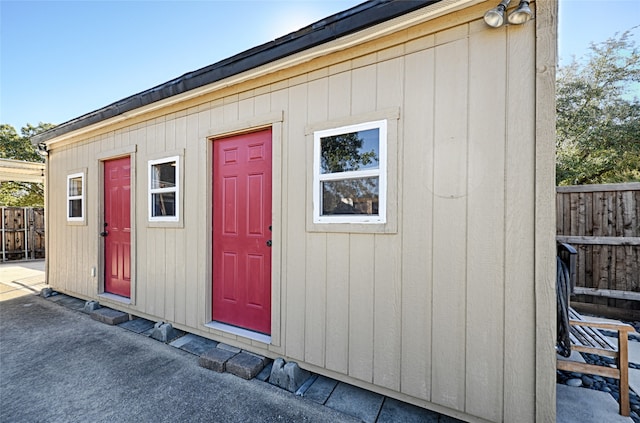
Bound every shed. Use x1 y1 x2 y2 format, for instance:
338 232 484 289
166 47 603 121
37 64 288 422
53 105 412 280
32 1 557 421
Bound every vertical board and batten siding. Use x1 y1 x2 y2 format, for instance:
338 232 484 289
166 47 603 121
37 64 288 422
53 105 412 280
504 11 538 422
44 3 551 422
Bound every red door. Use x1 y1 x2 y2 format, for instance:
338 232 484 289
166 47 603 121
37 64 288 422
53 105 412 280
104 157 131 298
212 129 272 334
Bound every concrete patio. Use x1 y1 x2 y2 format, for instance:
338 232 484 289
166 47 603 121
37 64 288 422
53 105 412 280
1 260 637 422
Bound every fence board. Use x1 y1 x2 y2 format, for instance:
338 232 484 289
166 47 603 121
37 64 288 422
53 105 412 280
557 184 639 312
1 207 45 261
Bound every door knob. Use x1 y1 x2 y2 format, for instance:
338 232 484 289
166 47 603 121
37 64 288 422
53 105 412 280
266 240 272 247
100 222 109 237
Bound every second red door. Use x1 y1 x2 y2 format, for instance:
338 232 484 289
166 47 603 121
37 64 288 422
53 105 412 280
212 129 272 334
104 156 131 298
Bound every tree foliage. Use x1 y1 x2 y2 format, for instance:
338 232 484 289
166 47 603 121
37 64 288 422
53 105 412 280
556 29 640 185
0 122 55 206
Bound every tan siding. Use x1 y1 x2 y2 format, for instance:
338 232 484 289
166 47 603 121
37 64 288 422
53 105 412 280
184 112 200 328
173 113 188 326
350 64 376 115
130 129 145 310
465 20 506 422
78 143 90 297
328 72 351 120
430 32 468 412
372 54 404 392
534 1 558 420
348 233 374 383
196 108 211 329
503 22 537 422
304 77 328 368
400 45 435 401
284 83 307 361
238 96 254 121
304 233 327 367
323 70 352 374
373 234 401 391
267 87 289 356
325 233 350 374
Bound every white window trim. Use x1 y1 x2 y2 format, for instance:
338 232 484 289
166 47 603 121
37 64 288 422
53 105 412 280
148 156 179 222
66 172 85 222
313 119 387 224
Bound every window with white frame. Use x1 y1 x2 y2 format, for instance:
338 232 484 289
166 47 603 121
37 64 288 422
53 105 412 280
313 120 387 224
67 172 85 221
148 156 179 222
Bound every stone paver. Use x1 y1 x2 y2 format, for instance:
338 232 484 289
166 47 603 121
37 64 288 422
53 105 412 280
256 361 273 382
119 317 156 334
379 397 467 422
226 351 265 380
325 382 384 423
304 375 338 404
170 333 218 356
49 294 86 310
198 347 237 372
90 307 129 325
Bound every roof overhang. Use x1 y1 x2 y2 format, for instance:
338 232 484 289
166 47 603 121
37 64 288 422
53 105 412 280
32 0 483 148
0 159 45 184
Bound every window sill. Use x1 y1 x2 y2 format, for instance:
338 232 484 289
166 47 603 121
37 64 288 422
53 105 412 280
147 220 184 229
306 221 397 234
66 220 87 226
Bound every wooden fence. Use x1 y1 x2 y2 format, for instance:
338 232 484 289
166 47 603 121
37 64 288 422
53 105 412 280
1 207 45 262
556 182 640 318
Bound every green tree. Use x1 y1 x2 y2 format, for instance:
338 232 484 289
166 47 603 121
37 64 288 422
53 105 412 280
0 122 55 206
556 29 640 185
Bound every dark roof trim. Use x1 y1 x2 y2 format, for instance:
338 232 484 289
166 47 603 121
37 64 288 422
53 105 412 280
33 0 441 144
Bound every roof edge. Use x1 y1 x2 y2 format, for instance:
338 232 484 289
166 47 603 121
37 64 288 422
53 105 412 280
32 0 442 145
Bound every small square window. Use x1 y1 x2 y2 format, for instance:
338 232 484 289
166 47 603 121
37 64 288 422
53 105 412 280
313 120 387 224
149 157 179 222
67 173 85 221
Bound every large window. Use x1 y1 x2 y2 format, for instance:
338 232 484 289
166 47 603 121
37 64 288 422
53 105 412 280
148 156 179 222
313 120 387 224
67 172 85 222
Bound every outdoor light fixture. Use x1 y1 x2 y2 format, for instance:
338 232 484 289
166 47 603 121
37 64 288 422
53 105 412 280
484 0 533 28
484 0 510 28
37 143 48 157
508 0 533 24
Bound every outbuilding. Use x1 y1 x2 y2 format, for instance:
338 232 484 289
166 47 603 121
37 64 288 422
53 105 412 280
32 1 557 421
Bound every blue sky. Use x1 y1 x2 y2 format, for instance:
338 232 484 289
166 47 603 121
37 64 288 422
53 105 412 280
1 0 638 131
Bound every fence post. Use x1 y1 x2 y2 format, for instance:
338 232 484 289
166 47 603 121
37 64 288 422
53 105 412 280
1 207 5 262
23 207 28 261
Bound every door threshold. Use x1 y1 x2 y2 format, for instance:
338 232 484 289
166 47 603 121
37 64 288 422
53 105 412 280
98 292 131 304
205 321 271 344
